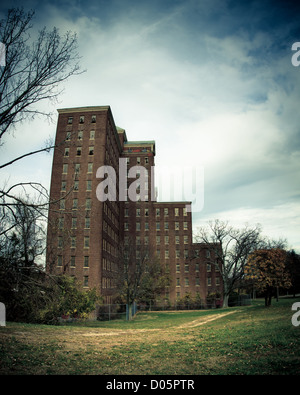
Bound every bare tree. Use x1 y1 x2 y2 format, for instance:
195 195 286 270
0 7 84 233
195 219 262 307
116 237 169 319
0 8 82 139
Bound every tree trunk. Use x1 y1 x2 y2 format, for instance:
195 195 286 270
222 294 229 308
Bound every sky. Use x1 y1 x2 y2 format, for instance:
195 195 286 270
1 0 300 252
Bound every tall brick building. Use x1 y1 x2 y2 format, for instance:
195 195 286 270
46 106 222 305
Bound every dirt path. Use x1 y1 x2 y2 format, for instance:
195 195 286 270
1 310 241 353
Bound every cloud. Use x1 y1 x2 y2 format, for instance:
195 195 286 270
0 0 299 251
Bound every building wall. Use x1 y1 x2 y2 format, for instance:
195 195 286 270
46 106 223 305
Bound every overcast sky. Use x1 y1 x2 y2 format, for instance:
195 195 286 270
1 0 300 252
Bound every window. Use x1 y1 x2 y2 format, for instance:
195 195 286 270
124 222 129 231
57 256 63 267
206 250 211 258
216 277 220 286
87 163 93 173
78 131 83 140
84 236 89 248
183 207 187 216
136 236 140 245
164 222 169 230
90 130 95 139
175 222 180 230
91 115 96 123
86 180 92 191
144 236 149 245
175 208 179 216
68 117 73 124
164 208 168 216
58 217 64 229
76 146 82 156
71 217 77 228
71 236 76 248
72 198 78 209
156 236 160 245
176 278 180 287
89 146 94 155
156 222 160 231
185 264 189 272
165 236 169 245
85 217 90 229
175 235 180 244
58 236 63 248
145 208 149 216
61 181 66 191
207 263 211 272
86 198 91 209
60 199 65 210
196 277 200 286
64 148 69 157
70 256 76 267
176 250 180 258
184 236 188 244
195 263 199 272
185 278 189 286
83 276 89 287
145 157 149 164
84 256 89 268
136 223 140 231
207 278 212 286
184 249 189 258
176 264 180 273
75 164 80 173
165 250 169 259
145 222 149 231
137 157 140 164
62 164 68 174
156 208 160 216
79 115 84 124
66 132 71 141
136 208 140 217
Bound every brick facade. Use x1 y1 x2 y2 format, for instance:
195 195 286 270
46 106 223 305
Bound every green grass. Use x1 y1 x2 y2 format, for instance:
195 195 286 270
1 298 299 375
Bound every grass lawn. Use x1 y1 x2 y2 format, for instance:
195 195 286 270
0 297 299 375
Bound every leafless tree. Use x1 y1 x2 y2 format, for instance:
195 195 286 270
0 7 84 234
195 219 262 307
116 237 170 319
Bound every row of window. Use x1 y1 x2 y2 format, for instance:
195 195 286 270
61 180 93 192
57 255 89 267
62 162 93 175
60 198 92 210
103 201 120 225
58 217 90 230
125 156 150 165
176 263 219 273
68 115 96 124
176 277 221 287
102 276 117 289
124 207 188 218
124 221 189 231
57 236 90 249
66 130 95 141
64 146 94 157
103 220 118 243
102 238 117 257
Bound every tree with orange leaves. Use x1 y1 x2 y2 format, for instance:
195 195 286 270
244 248 292 306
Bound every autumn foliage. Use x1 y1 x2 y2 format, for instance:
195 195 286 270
244 248 292 306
